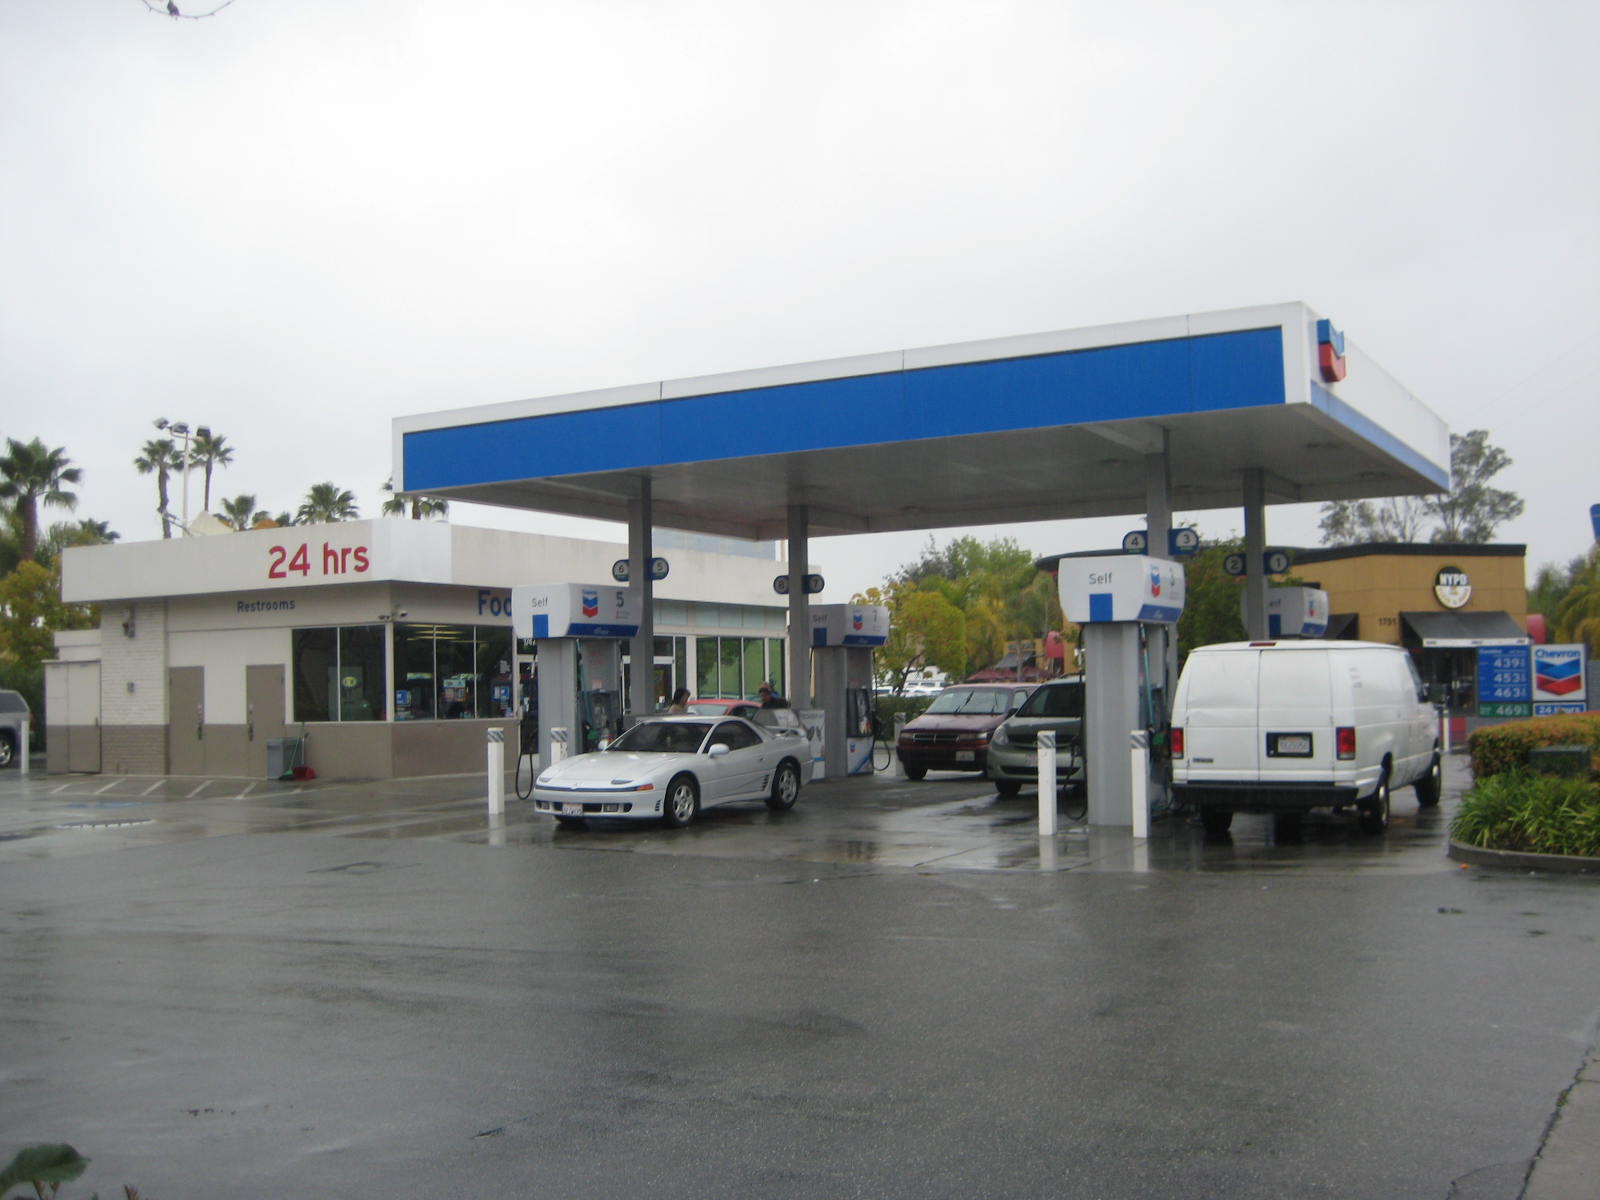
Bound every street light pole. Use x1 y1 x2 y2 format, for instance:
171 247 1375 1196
155 418 211 536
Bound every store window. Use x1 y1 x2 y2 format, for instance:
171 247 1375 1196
292 625 386 722
692 634 786 700
393 623 513 720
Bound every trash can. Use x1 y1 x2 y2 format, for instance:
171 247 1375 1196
266 737 303 779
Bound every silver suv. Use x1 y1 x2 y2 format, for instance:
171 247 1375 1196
986 676 1085 796
0 689 31 768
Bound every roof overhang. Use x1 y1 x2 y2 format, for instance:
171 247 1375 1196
394 302 1450 542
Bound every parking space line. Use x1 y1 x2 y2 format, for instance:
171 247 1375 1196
185 782 211 798
96 780 121 794
140 781 164 795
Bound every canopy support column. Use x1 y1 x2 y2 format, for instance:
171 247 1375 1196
787 505 810 706
628 478 655 717
1242 468 1268 639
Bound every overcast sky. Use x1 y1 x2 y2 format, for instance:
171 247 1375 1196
3 0 1596 600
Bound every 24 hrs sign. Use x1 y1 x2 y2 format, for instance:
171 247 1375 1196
267 540 370 579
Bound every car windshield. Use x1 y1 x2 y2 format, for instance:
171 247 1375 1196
610 721 711 754
1015 683 1083 719
925 688 1012 716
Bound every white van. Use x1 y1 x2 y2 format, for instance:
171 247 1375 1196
1169 640 1441 836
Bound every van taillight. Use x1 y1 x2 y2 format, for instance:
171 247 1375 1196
1169 727 1184 759
1336 727 1356 760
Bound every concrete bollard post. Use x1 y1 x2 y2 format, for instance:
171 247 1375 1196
486 727 505 816
893 713 908 775
19 714 29 778
1037 729 1058 837
1130 729 1149 838
549 726 569 766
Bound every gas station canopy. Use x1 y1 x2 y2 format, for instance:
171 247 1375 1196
394 302 1448 542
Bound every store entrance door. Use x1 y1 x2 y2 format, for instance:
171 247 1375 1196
245 664 286 779
168 667 204 775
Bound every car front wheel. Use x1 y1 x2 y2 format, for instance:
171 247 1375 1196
0 735 13 768
766 761 800 811
994 779 1023 797
902 763 927 780
661 775 700 828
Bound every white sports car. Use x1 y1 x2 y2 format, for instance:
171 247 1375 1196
530 714 808 828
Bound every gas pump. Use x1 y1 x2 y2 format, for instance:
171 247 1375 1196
810 603 890 778
1244 587 1330 639
511 584 640 766
1058 556 1186 827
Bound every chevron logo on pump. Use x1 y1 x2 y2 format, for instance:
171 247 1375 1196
1317 319 1347 382
1149 566 1161 598
852 611 863 631
581 589 599 618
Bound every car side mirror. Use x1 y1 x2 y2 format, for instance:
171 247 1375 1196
708 743 731 758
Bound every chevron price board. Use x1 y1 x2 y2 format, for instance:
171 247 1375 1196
1476 644 1532 718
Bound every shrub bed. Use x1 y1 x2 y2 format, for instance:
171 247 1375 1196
1467 712 1600 779
1450 771 1600 857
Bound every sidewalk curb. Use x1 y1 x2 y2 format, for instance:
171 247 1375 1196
1446 839 1600 876
1523 1051 1600 1200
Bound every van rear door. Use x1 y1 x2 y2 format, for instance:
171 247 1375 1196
1177 648 1261 784
1257 649 1334 783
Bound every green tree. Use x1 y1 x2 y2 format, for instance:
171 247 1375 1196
296 482 359 524
191 430 234 511
888 535 1050 675
1552 550 1600 655
37 518 119 569
219 494 268 531
1318 430 1523 547
856 583 968 691
135 434 182 539
0 560 97 673
1175 540 1248 664
381 476 450 520
0 437 81 562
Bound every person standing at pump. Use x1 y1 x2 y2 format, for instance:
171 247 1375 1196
758 681 788 709
666 687 691 713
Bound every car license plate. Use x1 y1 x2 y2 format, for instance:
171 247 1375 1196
1269 733 1312 757
955 751 975 762
561 802 583 816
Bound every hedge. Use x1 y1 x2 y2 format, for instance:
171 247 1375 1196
1450 771 1600 857
1467 712 1600 779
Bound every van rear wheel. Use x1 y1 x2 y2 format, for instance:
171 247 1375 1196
1358 769 1391 834
1414 753 1442 808
1201 808 1233 836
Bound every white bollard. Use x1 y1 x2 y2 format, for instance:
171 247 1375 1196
893 713 908 776
1440 710 1451 757
1037 729 1058 837
486 727 505 816
1130 729 1149 838
549 726 569 766
19 715 29 778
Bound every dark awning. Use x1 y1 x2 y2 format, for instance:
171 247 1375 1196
1324 613 1359 640
1400 611 1529 648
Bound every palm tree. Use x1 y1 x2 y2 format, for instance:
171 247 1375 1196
0 437 81 562
38 518 119 568
219 493 267 531
191 430 234 512
1553 549 1600 655
296 482 359 524
381 476 450 520
134 436 182 538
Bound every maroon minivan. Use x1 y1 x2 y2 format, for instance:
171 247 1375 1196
895 683 1033 779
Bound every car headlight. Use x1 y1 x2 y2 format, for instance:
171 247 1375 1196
992 725 1010 747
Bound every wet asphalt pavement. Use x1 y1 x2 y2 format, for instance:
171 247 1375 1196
2 758 1596 1199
